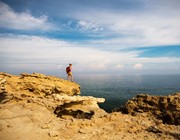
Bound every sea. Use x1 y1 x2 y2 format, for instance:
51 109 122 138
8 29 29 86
74 74 180 112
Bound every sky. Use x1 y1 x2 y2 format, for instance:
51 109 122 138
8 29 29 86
0 0 180 76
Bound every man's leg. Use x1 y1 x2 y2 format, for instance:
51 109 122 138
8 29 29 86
67 75 69 80
71 75 73 82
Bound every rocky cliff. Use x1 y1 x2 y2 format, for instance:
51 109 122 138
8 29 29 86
0 73 179 140
0 72 106 119
115 93 180 125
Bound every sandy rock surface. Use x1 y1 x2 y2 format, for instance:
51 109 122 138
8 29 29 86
0 73 179 140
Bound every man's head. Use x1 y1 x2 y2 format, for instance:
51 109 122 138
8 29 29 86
69 63 72 66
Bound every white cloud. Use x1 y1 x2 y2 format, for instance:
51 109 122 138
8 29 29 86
115 64 124 70
57 64 63 69
133 63 143 70
89 62 107 70
0 35 180 74
0 2 54 30
73 4 180 48
76 20 104 32
0 1 180 75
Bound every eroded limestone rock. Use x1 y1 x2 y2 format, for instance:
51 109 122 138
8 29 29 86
116 93 180 125
0 72 179 140
53 95 106 119
0 72 106 119
0 72 80 96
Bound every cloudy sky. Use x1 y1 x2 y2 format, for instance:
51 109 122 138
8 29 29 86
0 0 180 76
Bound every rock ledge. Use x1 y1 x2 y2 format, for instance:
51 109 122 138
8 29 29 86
0 73 179 140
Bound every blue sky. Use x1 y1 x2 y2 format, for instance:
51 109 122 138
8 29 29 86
0 0 180 75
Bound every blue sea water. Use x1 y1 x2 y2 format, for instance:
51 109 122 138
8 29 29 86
75 74 180 112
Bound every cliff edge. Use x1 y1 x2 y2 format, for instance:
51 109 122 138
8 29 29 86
0 73 179 140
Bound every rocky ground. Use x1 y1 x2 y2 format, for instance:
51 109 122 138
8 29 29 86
0 72 179 140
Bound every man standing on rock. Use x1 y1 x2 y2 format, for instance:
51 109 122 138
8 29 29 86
66 63 73 82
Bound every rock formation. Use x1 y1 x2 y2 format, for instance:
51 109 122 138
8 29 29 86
0 72 106 119
115 93 180 125
0 72 81 96
0 72 179 140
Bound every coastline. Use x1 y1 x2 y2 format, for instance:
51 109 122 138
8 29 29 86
0 72 179 140
76 74 180 112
